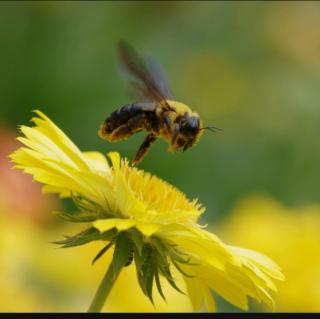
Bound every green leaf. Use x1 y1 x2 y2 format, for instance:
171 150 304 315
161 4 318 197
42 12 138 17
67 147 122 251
143 258 155 304
137 243 152 272
152 237 167 254
112 232 134 275
130 229 144 255
53 210 101 223
54 227 117 248
136 264 146 295
136 244 156 304
152 240 172 275
171 259 195 278
163 270 185 295
124 249 134 267
92 241 114 265
133 246 145 275
154 268 166 302
168 248 191 264
134 243 156 303
71 193 112 218
157 254 185 295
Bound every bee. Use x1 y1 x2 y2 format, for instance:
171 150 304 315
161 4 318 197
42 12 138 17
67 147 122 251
99 41 220 165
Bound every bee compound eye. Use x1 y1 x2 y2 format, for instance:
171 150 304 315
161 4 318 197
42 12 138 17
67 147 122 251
188 117 200 130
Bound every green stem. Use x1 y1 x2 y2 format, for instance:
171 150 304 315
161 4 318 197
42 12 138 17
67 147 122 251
87 259 121 313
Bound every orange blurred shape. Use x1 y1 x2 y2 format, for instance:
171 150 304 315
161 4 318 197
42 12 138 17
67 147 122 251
0 124 57 222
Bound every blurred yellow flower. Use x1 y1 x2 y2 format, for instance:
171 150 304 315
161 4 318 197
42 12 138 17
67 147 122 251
0 214 192 312
265 4 320 70
217 196 320 312
10 111 284 312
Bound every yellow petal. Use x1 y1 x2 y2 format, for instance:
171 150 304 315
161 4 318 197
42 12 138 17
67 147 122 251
230 246 285 281
94 218 136 232
32 110 90 171
83 151 111 175
158 224 234 271
135 221 160 237
203 285 216 312
109 153 149 220
93 218 160 237
184 277 204 312
193 264 249 311
108 152 121 170
42 185 71 198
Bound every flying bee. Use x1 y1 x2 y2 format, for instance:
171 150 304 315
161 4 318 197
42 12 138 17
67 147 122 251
99 41 220 165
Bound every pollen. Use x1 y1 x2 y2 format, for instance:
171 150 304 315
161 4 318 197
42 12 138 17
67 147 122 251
121 161 205 224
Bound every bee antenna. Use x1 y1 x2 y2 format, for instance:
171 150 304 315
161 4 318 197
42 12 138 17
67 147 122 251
201 126 223 133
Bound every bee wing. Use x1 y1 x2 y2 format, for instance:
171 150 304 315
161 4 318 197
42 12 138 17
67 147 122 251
117 41 174 111
144 56 175 100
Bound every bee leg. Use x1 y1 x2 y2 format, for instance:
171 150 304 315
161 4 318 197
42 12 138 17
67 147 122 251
155 104 172 132
172 123 180 143
164 112 172 132
132 133 157 165
109 124 132 141
168 123 180 153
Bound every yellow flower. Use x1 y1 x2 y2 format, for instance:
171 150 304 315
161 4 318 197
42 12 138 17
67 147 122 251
10 111 284 312
217 196 320 312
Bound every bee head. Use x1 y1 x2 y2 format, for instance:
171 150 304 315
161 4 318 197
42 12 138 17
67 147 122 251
180 114 199 134
171 113 203 152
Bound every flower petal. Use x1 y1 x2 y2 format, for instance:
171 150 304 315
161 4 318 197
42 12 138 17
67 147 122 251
83 151 111 176
93 218 160 237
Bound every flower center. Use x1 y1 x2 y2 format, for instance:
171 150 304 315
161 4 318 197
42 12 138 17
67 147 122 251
121 163 205 224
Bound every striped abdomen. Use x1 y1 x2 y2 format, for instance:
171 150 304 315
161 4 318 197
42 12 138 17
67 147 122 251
99 102 158 142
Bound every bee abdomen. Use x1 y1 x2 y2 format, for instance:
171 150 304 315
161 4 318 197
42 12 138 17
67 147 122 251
101 102 157 135
99 102 159 143
102 104 132 133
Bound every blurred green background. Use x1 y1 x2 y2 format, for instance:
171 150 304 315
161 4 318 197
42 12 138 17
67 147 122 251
0 1 319 312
